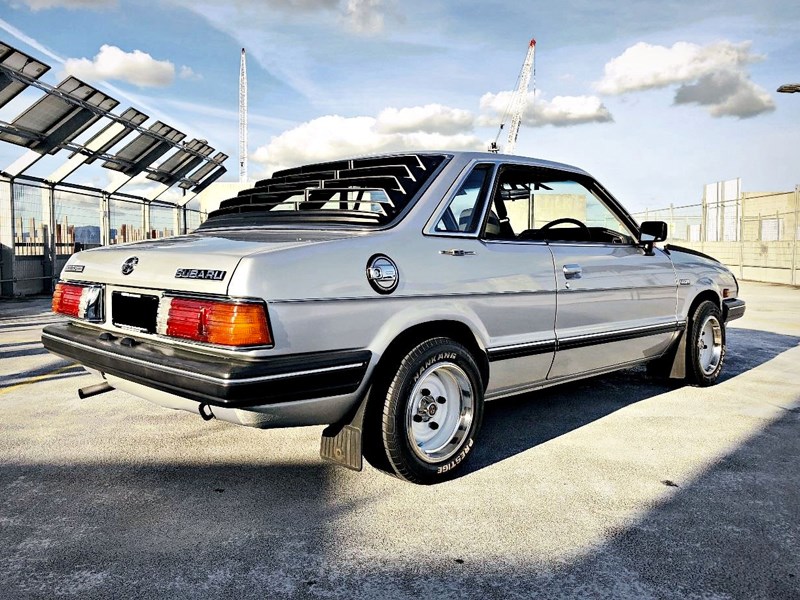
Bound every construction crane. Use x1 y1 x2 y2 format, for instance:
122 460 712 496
239 48 248 183
489 38 536 155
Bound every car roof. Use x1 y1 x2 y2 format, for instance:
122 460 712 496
343 150 592 178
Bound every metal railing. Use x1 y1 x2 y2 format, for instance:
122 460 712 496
632 186 800 286
0 176 207 296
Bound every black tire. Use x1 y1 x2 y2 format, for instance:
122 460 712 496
686 300 726 386
379 338 484 484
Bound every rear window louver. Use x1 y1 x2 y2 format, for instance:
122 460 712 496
202 153 446 227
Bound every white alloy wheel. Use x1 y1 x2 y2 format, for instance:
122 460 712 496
406 362 474 463
697 315 723 375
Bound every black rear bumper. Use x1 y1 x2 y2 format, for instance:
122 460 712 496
42 323 371 408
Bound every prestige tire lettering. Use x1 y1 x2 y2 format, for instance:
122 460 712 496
437 438 474 474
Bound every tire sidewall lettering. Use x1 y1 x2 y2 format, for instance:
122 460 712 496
411 352 458 386
436 437 474 475
382 338 484 483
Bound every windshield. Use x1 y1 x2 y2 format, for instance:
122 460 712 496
201 154 447 229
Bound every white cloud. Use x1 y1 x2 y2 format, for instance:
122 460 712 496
257 0 338 11
674 71 775 119
595 40 774 118
251 113 482 174
15 0 116 10
535 95 614 126
344 0 384 33
479 90 613 128
595 41 761 95
171 0 388 35
63 45 175 87
179 65 202 81
375 104 474 135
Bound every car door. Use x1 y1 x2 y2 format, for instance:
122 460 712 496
427 161 557 400
532 177 679 380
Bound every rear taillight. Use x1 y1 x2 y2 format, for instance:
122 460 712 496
158 297 272 347
52 282 104 321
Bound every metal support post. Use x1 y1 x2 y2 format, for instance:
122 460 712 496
792 185 799 286
701 185 707 249
43 184 56 293
142 201 151 240
669 203 674 240
174 204 183 236
0 177 15 296
738 192 744 280
100 193 110 246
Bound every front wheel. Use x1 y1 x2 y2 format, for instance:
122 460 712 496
686 300 726 386
380 338 484 484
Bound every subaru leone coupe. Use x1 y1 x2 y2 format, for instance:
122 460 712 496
43 151 745 484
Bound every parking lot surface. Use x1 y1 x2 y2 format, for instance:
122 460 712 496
1 281 799 600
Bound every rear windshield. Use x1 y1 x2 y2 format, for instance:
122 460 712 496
200 154 447 229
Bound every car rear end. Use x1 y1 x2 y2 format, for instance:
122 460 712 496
42 232 372 428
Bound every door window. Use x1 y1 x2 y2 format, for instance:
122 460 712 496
483 165 636 244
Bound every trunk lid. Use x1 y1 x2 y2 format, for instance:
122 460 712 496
60 229 357 293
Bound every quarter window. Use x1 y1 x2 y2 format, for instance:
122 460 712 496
434 164 493 234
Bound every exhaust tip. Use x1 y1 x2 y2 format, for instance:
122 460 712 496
78 381 114 399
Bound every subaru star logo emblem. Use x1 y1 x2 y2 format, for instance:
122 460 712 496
121 256 139 275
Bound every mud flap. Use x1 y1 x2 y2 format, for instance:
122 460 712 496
668 328 688 379
320 389 370 471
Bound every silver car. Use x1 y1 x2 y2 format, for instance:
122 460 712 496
42 151 745 484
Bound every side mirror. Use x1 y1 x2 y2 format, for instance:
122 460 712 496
639 220 668 243
639 220 667 254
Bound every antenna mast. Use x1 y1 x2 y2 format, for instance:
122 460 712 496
238 48 248 183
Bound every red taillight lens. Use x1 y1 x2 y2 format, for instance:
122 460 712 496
52 282 104 321
163 298 271 347
52 283 86 317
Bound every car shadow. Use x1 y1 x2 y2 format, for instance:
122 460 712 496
0 346 51 360
0 363 86 389
465 327 800 475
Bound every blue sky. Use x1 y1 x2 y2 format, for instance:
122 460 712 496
0 0 798 211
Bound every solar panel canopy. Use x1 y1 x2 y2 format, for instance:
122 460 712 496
147 138 214 185
0 43 49 110
102 121 185 176
77 107 149 164
0 76 118 153
179 152 228 190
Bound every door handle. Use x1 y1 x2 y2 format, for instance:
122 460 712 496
563 264 582 279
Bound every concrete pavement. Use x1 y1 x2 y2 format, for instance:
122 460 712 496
1 281 798 599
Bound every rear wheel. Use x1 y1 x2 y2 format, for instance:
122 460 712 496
379 338 484 484
686 300 726 386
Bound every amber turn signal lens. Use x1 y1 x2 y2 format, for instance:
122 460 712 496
165 298 271 347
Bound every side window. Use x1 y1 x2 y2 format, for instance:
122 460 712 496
434 164 493 233
483 165 636 243
528 180 635 242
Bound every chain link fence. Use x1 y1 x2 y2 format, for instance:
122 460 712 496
632 187 800 286
0 177 207 296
